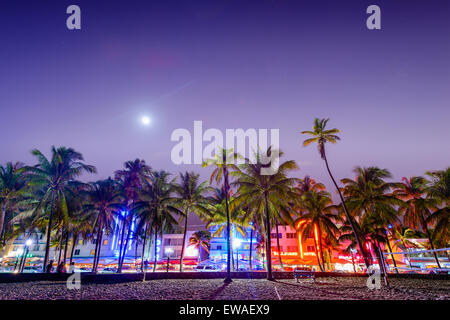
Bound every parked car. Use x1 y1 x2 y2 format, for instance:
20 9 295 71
22 266 40 273
195 265 220 272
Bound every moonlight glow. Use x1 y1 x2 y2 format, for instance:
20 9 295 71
141 116 151 125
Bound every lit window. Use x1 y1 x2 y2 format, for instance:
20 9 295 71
103 240 108 246
90 250 95 255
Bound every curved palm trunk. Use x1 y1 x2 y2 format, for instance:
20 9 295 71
42 196 55 273
421 215 442 269
249 228 253 271
275 222 284 271
224 178 232 283
323 155 371 270
179 208 189 272
264 192 274 280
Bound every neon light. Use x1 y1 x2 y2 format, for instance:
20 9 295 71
314 224 320 255
295 220 306 259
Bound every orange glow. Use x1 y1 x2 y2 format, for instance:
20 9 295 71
295 220 306 258
314 224 320 255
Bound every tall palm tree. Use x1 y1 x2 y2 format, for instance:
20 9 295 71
81 178 121 272
27 146 96 272
426 168 450 248
203 148 239 283
205 189 252 270
233 148 299 280
394 176 442 268
295 190 339 271
301 118 370 270
135 171 180 272
0 162 29 248
114 159 151 273
340 166 402 272
188 231 211 262
173 172 211 272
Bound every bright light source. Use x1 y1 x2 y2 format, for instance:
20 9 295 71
26 239 32 246
233 238 242 249
165 247 174 254
141 116 151 125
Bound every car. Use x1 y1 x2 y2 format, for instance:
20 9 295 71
22 266 40 273
101 267 116 273
195 265 220 272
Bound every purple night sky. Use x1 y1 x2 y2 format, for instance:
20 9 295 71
1 0 449 194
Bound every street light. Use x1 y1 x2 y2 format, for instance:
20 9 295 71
233 239 242 271
165 247 174 272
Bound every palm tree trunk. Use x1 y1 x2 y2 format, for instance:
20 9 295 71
224 179 232 283
93 224 102 273
69 234 77 265
323 155 371 270
153 226 158 272
95 230 104 272
0 202 7 245
264 192 274 280
43 196 55 273
63 232 69 264
141 222 149 272
120 217 133 271
312 232 324 271
317 224 326 271
249 228 253 271
57 227 64 268
373 240 386 275
384 231 398 274
275 222 284 271
421 215 442 269
179 208 189 272
117 214 128 273
134 236 138 271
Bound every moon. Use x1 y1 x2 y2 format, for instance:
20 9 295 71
141 116 151 125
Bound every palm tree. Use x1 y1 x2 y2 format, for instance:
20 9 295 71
205 189 252 270
188 231 211 262
340 166 402 272
114 159 151 273
81 178 121 272
233 148 299 280
27 146 96 272
173 172 211 272
301 118 370 270
295 190 339 271
203 148 239 283
394 176 442 268
0 162 29 248
426 168 449 248
135 171 180 272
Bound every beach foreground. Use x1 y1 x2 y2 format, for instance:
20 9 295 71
0 277 448 300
